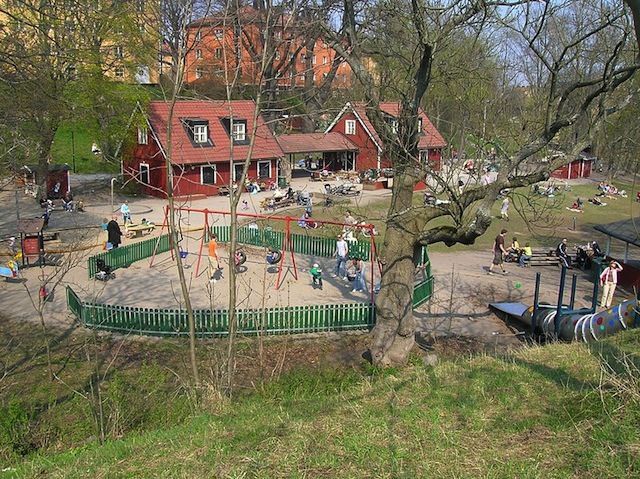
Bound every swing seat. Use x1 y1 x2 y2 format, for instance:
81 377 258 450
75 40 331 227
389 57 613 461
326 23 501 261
179 250 188 259
266 250 282 265
347 273 357 282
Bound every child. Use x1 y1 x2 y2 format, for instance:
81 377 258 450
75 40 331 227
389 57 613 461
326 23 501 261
208 234 221 283
310 263 323 289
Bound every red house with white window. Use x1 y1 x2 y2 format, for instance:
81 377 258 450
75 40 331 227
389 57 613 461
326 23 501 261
125 100 283 197
325 102 446 172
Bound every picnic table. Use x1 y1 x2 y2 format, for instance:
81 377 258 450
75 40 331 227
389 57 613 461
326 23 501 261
260 196 295 211
126 223 155 238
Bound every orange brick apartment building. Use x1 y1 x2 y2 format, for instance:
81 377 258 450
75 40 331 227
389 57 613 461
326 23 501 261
184 6 352 88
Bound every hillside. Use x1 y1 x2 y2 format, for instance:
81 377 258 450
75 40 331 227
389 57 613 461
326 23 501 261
6 331 640 478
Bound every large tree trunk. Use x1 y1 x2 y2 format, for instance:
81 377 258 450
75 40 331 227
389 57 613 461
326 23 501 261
370 155 423 366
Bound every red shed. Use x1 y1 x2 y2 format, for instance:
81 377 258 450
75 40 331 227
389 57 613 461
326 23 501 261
325 102 446 172
21 164 70 199
551 150 594 180
125 100 283 197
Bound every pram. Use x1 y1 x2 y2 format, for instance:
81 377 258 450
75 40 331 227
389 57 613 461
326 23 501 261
94 258 115 281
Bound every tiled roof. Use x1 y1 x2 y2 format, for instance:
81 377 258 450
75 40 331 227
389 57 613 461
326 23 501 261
276 133 358 154
147 100 283 165
351 102 447 150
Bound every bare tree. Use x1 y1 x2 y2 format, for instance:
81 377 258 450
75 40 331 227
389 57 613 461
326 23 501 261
322 0 640 366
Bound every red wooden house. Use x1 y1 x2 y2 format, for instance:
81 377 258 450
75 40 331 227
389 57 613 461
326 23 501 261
125 100 283 197
551 150 594 180
325 102 446 172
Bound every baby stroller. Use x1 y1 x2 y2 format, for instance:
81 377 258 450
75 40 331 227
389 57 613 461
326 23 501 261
94 258 115 281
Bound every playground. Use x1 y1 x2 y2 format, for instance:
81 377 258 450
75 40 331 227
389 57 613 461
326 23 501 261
0 173 637 348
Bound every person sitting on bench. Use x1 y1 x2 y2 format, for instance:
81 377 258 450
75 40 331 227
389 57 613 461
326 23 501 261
518 243 533 267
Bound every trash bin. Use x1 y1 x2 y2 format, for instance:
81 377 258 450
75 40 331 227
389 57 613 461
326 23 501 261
278 173 287 188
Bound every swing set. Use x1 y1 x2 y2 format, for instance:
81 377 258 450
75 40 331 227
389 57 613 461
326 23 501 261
149 205 382 301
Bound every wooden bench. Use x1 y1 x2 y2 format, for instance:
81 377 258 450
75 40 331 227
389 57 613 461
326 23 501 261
523 250 560 267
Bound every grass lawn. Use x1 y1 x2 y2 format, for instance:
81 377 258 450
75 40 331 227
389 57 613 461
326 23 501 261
256 179 639 256
9 329 640 478
50 123 120 174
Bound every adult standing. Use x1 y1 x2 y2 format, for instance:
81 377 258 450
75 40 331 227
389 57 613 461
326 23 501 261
332 234 349 280
120 201 131 225
488 229 509 275
556 238 571 268
106 219 122 249
600 260 623 308
500 197 510 220
351 256 367 293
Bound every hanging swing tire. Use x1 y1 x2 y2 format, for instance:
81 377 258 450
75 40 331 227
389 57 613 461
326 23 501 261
266 250 282 265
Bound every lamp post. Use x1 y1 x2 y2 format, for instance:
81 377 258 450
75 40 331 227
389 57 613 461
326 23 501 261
71 130 76 173
110 177 116 219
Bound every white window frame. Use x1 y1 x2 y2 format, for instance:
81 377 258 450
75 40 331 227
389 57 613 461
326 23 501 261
139 163 150 184
257 160 272 179
323 56 327 64
233 162 245 181
200 164 217 185
137 127 148 145
418 118 423 132
214 28 223 40
312 55 316 65
231 122 246 142
193 124 208 143
115 66 125 78
195 30 202 41
115 45 124 58
345 119 356 135
195 49 202 59
195 68 203 79
419 150 428 164
215 48 222 59
275 51 280 60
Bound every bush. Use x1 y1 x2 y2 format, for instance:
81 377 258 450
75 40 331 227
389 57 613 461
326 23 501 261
0 400 35 461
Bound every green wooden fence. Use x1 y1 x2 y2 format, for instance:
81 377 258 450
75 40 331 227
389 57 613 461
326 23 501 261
67 286 375 337
88 235 171 278
208 226 371 260
413 276 433 308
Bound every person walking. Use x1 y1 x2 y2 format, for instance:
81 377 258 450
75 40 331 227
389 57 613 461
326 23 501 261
120 201 131 225
208 233 222 282
488 229 509 275
106 218 122 249
556 238 571 268
600 260 623 308
332 234 349 280
500 197 510 221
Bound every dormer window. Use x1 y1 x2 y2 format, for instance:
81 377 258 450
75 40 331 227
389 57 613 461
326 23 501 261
137 127 148 145
193 124 208 143
221 118 248 144
232 121 246 141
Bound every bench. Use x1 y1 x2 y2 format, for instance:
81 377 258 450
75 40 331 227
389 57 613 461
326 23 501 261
126 223 155 238
260 197 295 211
523 250 560 267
